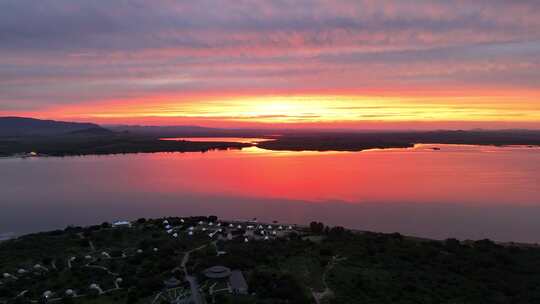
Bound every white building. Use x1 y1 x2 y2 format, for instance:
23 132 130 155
112 220 131 228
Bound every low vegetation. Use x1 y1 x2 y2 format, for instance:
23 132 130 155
0 135 250 157
2 218 540 303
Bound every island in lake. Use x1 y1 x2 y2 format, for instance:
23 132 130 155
1 216 540 304
1 117 540 157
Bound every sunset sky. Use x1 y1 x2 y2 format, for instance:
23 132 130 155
1 0 539 129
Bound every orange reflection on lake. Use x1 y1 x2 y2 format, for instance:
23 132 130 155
2 145 540 241
130 144 540 205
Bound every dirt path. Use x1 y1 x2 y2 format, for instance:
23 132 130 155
181 243 211 304
88 239 95 251
312 256 346 304
181 244 208 272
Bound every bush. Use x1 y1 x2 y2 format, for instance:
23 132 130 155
310 222 325 234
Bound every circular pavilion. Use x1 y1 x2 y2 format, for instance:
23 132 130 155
203 265 231 279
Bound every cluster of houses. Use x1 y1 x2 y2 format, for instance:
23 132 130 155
2 264 122 302
2 262 50 284
150 218 299 303
156 218 296 244
1 238 128 302
2 217 300 304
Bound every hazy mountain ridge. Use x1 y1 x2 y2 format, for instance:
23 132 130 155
0 117 111 137
2 117 540 156
0 117 250 156
108 124 278 138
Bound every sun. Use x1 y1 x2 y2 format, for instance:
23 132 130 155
238 97 330 122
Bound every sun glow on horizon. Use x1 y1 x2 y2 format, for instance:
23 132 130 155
43 94 540 126
2 1 540 130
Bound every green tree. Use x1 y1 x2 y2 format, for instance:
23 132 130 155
310 222 325 234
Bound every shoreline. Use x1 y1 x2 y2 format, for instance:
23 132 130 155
1 142 539 159
3 216 539 248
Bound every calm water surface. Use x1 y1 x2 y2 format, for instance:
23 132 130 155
1 144 540 242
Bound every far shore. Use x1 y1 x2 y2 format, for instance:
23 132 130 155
1 141 539 159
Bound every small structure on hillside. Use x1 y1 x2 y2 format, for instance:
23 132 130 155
163 277 181 289
89 283 103 294
229 270 248 295
43 290 53 299
203 266 231 279
34 264 49 271
112 220 131 228
202 267 248 296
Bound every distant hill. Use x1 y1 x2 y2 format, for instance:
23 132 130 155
109 124 275 138
0 117 112 137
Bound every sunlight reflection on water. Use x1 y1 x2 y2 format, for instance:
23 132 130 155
1 144 540 242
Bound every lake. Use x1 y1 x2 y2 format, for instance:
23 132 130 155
1 143 540 243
